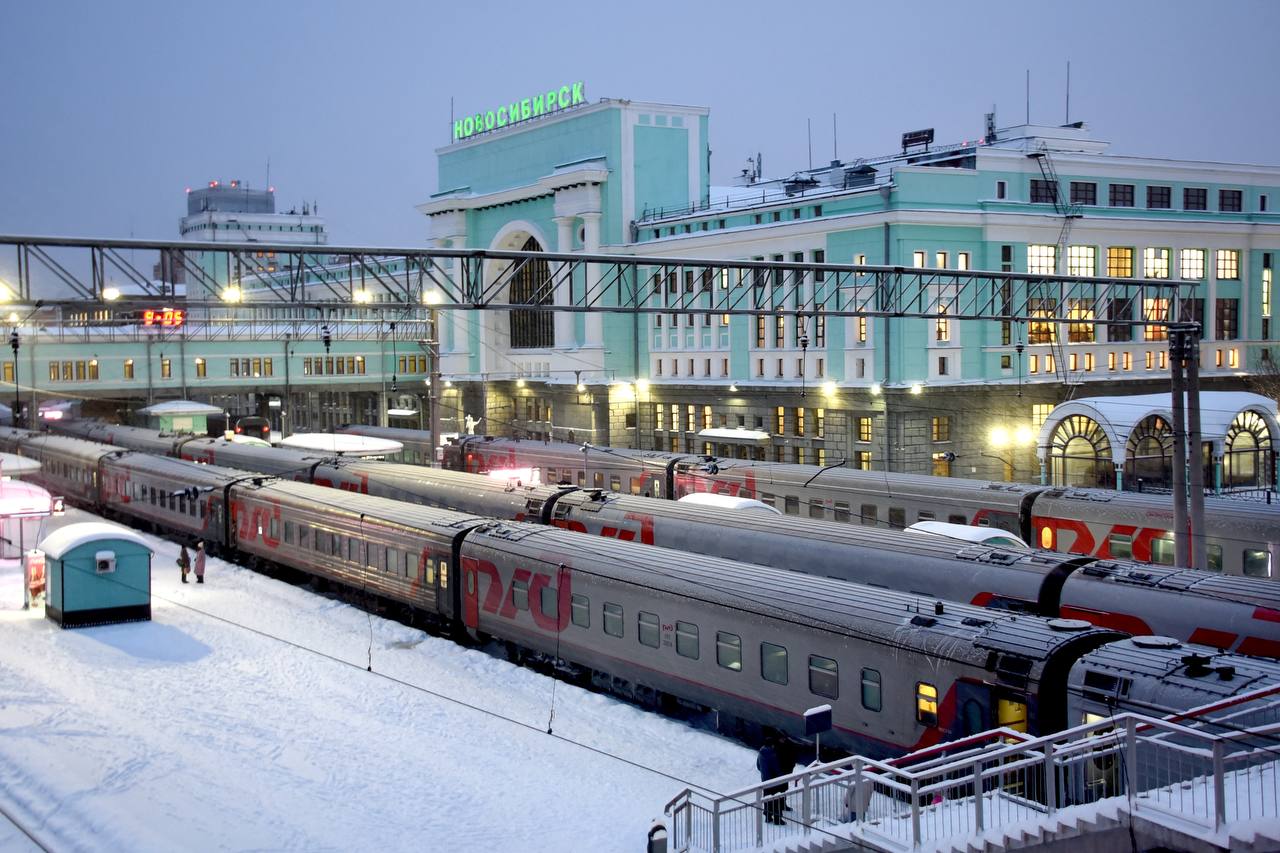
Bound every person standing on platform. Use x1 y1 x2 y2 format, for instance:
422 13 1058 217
178 545 191 584
756 733 786 825
194 541 206 584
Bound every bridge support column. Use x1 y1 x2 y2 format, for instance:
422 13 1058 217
582 212 603 348
554 216 576 348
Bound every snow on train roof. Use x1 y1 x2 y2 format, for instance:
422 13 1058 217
280 433 403 456
0 452 40 477
136 400 223 416
676 492 782 514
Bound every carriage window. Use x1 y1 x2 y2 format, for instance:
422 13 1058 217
1150 535 1176 566
1206 544 1222 572
861 504 877 526
889 507 906 529
916 682 939 726
716 631 742 671
834 502 851 523
298 526 309 548
438 560 448 588
384 546 397 569
761 642 788 685
368 544 383 569
270 516 281 543
948 514 966 525
284 522 293 544
571 593 589 628
512 578 529 611
917 511 935 522
425 558 436 585
676 621 699 659
1108 533 1132 560
861 668 882 711
603 602 624 637
593 472 604 488
609 475 622 493
808 503 826 520
178 496 187 514
760 493 775 508
539 585 558 619
809 655 838 699
638 611 660 648
784 496 800 515
1244 549 1272 578
577 471 585 486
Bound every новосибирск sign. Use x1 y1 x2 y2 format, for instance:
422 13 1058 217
453 82 585 141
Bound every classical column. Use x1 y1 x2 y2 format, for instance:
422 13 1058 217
553 216 576 348
581 212 603 347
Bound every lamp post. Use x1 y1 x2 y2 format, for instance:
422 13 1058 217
988 424 1034 482
9 329 19 428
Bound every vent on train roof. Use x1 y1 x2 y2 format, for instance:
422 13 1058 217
909 615 937 627
961 616 992 627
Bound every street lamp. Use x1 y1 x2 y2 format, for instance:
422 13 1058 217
987 424 1035 482
8 302 44 429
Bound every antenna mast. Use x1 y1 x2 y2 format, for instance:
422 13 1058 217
807 118 813 170
1065 60 1071 124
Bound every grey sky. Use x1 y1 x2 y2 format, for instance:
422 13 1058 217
1 0 1276 248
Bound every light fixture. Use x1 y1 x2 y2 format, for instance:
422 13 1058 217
102 287 121 302
576 382 586 392
516 378 526 388
822 380 836 395
910 383 923 395
729 383 738 392
352 289 372 304
989 426 1010 448
6 312 18 324
870 382 882 396
444 379 454 388
1014 425 1034 445
0 281 13 303
422 289 444 305
636 378 650 393
221 285 242 303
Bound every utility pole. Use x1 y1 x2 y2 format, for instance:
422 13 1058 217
1168 322 1206 569
1169 331 1188 566
427 307 441 466
1181 325 1208 569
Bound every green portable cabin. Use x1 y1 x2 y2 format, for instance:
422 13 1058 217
41 523 154 628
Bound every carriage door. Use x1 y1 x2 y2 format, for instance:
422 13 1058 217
461 556 481 631
998 696 1030 796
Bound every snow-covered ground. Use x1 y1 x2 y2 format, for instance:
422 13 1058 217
0 509 754 852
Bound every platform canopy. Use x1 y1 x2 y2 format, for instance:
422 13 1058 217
279 433 403 457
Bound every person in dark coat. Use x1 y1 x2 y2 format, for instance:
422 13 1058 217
178 545 191 584
194 541 206 584
756 735 787 825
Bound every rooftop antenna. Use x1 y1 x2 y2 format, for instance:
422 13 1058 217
1025 69 1030 125
807 118 813 170
832 113 838 160
265 155 271 194
757 151 762 181
1065 60 1071 125
449 96 454 144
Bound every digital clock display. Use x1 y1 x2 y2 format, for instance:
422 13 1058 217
142 308 185 327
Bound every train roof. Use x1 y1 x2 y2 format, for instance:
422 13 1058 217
247 478 492 536
465 521 1115 667
1077 560 1280 611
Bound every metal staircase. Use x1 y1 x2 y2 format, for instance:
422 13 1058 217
1027 146 1084 388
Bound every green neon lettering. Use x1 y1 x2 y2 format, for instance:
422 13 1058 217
571 82 584 104
521 98 531 120
453 119 465 139
546 90 557 111
496 107 507 127
509 101 520 123
558 86 570 108
463 116 475 136
484 110 496 130
532 95 544 116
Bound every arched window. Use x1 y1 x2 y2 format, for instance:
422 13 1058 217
509 236 553 349
1225 411 1272 490
1050 415 1113 488
1124 415 1173 491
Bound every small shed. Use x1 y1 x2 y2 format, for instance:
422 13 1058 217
40 523 154 628
137 400 223 435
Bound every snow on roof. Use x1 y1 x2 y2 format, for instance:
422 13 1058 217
677 492 783 515
0 478 53 516
1036 391 1280 461
0 452 40 476
279 433 403 456
137 400 223 417
39 522 154 560
697 427 772 443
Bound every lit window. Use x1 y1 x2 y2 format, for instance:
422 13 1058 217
124 359 134 380
1263 268 1272 319
1180 249 1206 280
935 251 948 269
1028 298 1057 344
1107 247 1134 277
956 252 970 271
1143 298 1169 341
1028 244 1056 275
935 306 949 342
912 251 926 268
1067 245 1095 277
1143 247 1170 279
194 358 206 378
1216 249 1240 280
1067 299 1095 343
1123 351 1132 371
857 317 867 343
916 682 939 726
1032 404 1053 428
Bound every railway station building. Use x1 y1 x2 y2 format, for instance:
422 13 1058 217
418 89 1280 489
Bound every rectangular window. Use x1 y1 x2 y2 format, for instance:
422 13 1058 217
931 415 950 442
1143 298 1170 341
912 250 926 268
1147 185 1171 209
935 306 949 342
1067 299 1095 343
754 316 765 348
539 585 559 620
638 611 660 649
1030 179 1057 204
1180 248 1206 280
61 361 72 381
124 359 134 379
676 621 699 659
774 316 785 348
1108 184 1134 207
916 682 939 726
603 602 623 638
809 655 838 699
511 578 529 611
1216 298 1239 340
1067 245 1095 277
1244 549 1272 578
160 358 171 379
1028 297 1057 345
996 180 1007 199
1184 187 1207 210
855 450 871 470
1107 246 1134 277
760 642 788 685
861 668 882 711
48 362 58 382
1028 244 1056 275
1219 189 1242 212
1216 249 1240 280
857 316 867 343
1069 181 1096 205
794 407 805 436
1143 247 1170 279
716 632 742 671
858 417 872 442
1263 267 1272 319
194 357 206 378
935 251 948 269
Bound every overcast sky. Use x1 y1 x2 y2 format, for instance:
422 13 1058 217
1 0 1276 248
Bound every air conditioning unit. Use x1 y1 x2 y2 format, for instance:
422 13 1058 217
95 550 116 574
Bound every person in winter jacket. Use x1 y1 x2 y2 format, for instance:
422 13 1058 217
178 546 191 584
194 541 206 584
756 735 787 825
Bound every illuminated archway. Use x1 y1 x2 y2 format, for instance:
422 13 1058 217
508 235 554 349
1123 415 1173 490
1050 415 1113 488
1224 411 1272 490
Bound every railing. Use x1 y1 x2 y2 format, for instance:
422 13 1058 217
664 685 1280 853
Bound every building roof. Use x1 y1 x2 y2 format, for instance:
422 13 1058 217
137 400 223 416
0 452 40 477
0 478 53 518
39 522 154 560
